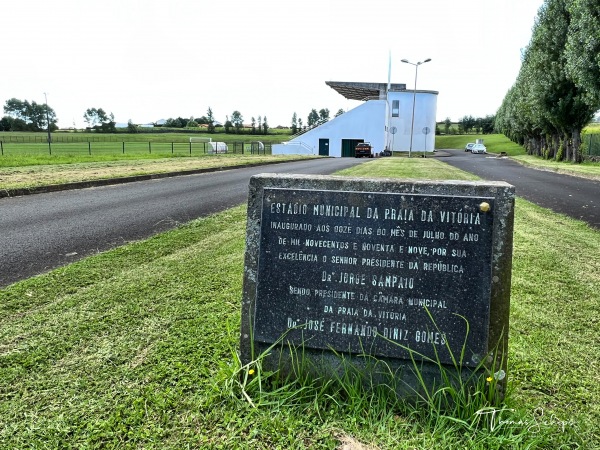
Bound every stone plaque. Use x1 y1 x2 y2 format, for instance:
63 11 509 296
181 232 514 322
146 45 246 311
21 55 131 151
254 188 494 366
241 175 515 393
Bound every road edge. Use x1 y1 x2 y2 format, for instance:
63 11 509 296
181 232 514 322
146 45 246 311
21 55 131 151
0 157 322 198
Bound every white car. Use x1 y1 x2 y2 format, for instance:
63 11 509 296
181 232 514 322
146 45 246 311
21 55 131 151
464 143 475 152
471 143 487 154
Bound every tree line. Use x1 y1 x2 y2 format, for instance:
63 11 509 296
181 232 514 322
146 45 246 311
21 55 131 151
436 116 496 135
0 98 58 132
290 108 344 134
495 0 600 162
1 101 272 135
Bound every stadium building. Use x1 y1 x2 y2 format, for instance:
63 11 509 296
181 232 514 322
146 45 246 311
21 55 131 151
273 81 438 157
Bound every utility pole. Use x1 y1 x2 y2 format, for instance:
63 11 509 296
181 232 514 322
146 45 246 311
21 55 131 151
401 58 431 158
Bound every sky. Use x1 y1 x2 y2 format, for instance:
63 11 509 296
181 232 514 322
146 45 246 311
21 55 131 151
2 0 544 129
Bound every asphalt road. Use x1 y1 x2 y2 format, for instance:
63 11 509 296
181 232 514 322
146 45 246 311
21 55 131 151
440 149 599 229
0 158 367 287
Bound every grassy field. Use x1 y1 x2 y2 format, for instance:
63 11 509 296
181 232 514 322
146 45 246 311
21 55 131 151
0 154 315 191
435 134 527 156
0 131 289 164
511 155 600 179
1 158 598 448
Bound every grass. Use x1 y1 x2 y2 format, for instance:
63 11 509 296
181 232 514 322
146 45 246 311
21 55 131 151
0 131 290 167
435 134 527 156
0 154 314 190
335 157 479 180
436 133 600 179
511 155 600 179
584 123 600 133
1 157 598 448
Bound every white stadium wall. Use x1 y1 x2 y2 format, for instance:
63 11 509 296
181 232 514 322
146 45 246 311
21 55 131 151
273 100 387 157
272 91 437 156
388 91 438 152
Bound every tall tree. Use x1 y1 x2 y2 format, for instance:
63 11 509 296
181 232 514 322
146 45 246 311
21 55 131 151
207 107 215 133
307 109 319 126
444 117 452 135
318 108 330 122
335 109 344 117
496 0 596 162
251 116 256 134
291 112 298 134
566 0 600 111
262 116 268 135
231 110 243 134
224 115 232 134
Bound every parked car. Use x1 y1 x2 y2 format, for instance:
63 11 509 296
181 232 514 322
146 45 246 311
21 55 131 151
380 149 392 157
464 143 475 152
355 142 374 158
471 143 487 154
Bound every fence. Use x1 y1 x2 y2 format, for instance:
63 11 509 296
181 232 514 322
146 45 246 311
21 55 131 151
0 140 272 156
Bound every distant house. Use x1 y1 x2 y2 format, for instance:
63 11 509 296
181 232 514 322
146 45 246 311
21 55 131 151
273 81 438 157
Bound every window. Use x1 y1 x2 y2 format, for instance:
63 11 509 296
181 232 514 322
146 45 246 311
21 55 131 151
392 100 399 117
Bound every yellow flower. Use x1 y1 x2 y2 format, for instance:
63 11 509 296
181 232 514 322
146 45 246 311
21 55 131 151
486 376 493 383
249 369 255 375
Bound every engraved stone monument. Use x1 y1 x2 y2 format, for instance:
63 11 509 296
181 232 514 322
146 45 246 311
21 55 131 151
240 174 515 396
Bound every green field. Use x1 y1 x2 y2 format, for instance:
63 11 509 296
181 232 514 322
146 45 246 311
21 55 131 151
435 134 527 156
1 158 598 448
0 131 289 161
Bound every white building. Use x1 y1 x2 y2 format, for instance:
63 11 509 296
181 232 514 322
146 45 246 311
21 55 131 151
273 81 438 157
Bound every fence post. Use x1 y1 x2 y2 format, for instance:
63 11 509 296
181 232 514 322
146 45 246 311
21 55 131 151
189 141 192 155
171 142 174 154
122 142 125 154
149 142 151 154
88 141 91 155
1 141 3 155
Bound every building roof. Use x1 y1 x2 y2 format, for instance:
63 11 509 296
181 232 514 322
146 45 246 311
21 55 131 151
325 81 407 101
326 81 438 101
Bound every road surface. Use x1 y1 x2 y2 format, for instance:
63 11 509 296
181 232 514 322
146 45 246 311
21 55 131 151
0 158 366 287
440 150 599 229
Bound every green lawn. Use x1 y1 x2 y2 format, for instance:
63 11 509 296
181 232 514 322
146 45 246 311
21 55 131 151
0 154 315 191
0 131 289 165
1 158 598 448
435 134 527 156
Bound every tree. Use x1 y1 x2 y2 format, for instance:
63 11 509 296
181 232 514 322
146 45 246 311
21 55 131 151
231 110 243 133
291 112 298 134
298 118 303 130
262 116 269 135
307 109 319 126
224 115 232 133
251 116 256 134
566 0 600 112
459 115 476 134
127 120 138 133
335 109 344 117
3 98 57 131
318 108 330 122
499 0 594 161
0 116 11 131
83 107 115 132
444 117 452 135
207 107 215 133
186 117 198 127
